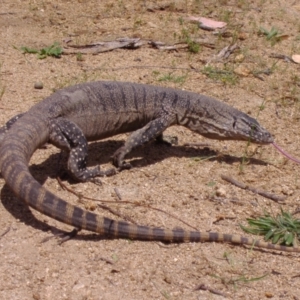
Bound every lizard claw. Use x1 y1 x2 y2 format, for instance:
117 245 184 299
156 134 178 146
118 162 132 171
111 146 130 169
90 177 103 186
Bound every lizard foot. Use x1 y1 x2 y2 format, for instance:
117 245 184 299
156 134 178 146
111 146 132 170
87 167 118 186
70 165 117 184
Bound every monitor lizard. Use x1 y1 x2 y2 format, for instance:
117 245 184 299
0 81 297 252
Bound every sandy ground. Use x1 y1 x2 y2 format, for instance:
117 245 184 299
1 0 300 299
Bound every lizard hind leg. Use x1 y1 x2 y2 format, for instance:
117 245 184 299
49 118 116 184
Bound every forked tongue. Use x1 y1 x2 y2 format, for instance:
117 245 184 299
272 142 300 164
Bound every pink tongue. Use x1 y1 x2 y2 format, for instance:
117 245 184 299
272 142 300 164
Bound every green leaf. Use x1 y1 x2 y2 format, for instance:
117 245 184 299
20 42 63 59
285 232 294 246
265 229 274 241
21 46 39 54
272 232 282 244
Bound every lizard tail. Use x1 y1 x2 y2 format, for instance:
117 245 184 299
0 115 299 252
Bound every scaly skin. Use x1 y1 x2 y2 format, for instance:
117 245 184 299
0 81 296 252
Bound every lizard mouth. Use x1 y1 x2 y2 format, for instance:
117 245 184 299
249 133 274 144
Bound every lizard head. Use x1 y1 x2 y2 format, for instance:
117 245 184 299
181 110 274 144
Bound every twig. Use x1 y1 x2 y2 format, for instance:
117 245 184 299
206 43 239 65
269 53 293 63
114 187 122 201
97 203 138 224
83 64 202 73
56 177 135 223
97 257 114 264
0 106 16 110
63 38 143 54
221 174 286 202
213 215 237 224
0 12 16 15
183 142 211 147
155 242 179 248
193 284 226 297
56 177 198 231
63 37 214 55
0 227 10 239
292 207 300 216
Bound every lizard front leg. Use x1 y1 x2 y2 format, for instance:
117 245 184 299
49 118 116 183
112 114 176 169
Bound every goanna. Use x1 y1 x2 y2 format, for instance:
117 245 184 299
0 81 296 252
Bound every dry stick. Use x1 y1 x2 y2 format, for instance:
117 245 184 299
113 187 122 201
97 257 114 265
293 208 300 216
0 227 10 239
56 178 137 224
269 53 293 63
56 177 198 231
183 142 211 147
84 65 203 73
193 284 226 297
96 203 138 224
221 174 287 202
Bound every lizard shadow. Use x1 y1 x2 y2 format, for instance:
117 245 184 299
86 139 269 170
0 138 269 239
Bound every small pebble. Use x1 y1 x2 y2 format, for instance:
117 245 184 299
238 32 248 40
234 54 245 63
216 187 227 197
34 82 44 89
234 65 250 76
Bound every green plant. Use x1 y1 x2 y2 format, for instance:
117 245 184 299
258 26 287 46
178 16 184 25
241 209 300 247
179 28 201 54
133 18 144 30
187 40 200 53
221 10 233 23
259 26 278 39
212 273 268 289
157 73 187 84
21 42 63 59
76 52 84 62
202 66 238 85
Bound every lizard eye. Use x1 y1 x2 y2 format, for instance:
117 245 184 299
251 124 258 131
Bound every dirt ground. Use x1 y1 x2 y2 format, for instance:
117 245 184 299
1 0 300 299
